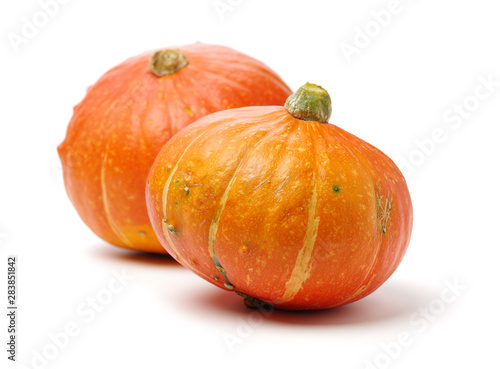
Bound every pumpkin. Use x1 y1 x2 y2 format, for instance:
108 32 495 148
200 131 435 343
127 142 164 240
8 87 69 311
146 83 413 310
58 43 292 253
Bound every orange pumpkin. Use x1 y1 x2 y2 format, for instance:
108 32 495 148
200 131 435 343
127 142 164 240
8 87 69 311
58 43 292 253
146 83 413 310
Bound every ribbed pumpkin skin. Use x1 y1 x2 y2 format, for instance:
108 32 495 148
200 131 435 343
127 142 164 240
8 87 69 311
146 106 413 310
57 43 292 253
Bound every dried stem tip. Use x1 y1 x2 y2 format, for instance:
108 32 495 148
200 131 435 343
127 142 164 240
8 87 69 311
150 49 188 77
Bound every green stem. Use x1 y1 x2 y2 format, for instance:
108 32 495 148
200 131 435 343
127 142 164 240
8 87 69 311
149 49 188 77
285 83 332 123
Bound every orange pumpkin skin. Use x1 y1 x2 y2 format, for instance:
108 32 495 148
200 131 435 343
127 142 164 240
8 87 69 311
146 104 413 310
57 43 292 253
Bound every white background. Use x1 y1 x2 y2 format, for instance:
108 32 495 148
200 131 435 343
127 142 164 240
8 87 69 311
1 0 500 368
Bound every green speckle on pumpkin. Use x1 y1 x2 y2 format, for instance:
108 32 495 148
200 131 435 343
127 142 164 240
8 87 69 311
175 178 190 196
332 185 341 193
167 224 178 234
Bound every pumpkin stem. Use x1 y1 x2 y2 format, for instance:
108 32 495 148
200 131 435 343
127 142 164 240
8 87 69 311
149 49 188 77
285 83 332 123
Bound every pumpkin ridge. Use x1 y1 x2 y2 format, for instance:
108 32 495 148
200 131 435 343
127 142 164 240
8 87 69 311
272 122 321 305
207 154 248 290
161 129 209 263
208 116 293 291
331 127 387 305
100 144 134 247
97 91 143 247
163 77 182 134
137 77 153 152
97 66 162 249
